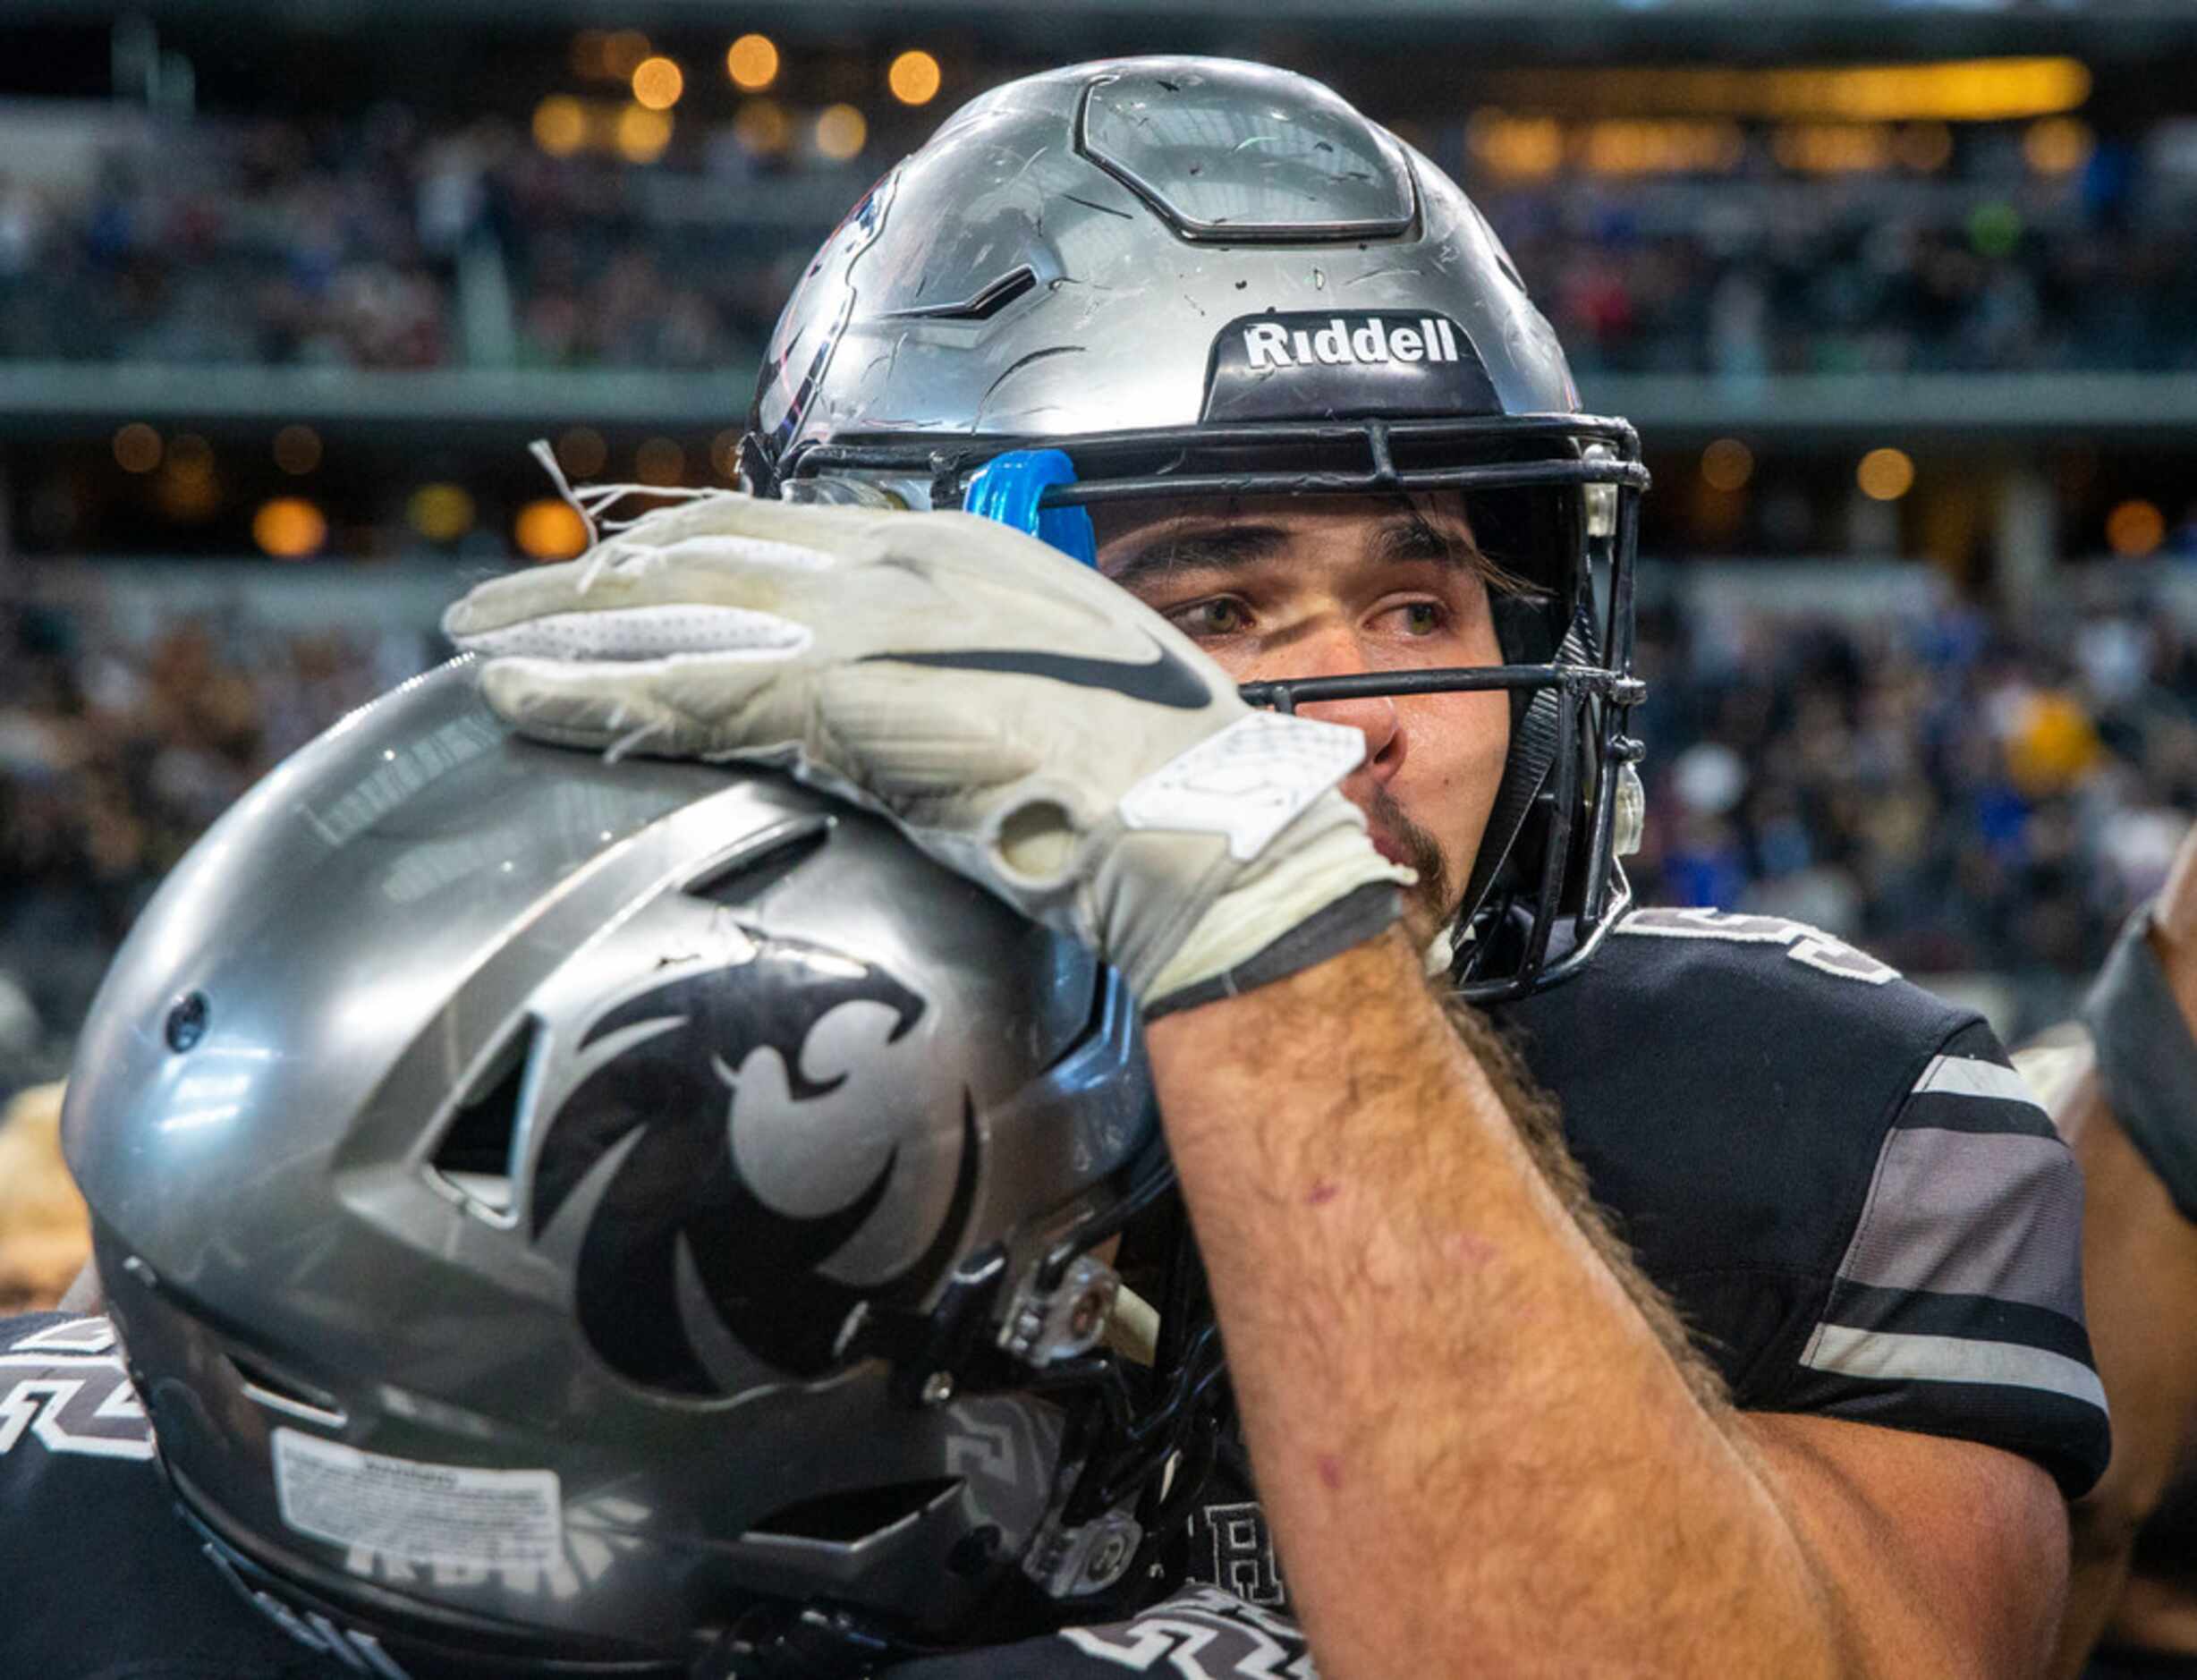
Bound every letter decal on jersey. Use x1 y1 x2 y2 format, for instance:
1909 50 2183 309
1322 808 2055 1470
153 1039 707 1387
12 1317 121 1354
1060 1588 1318 1678
0 1319 155 1460
1616 907 1899 986
0 1376 155 1459
1194 1500 1288 1608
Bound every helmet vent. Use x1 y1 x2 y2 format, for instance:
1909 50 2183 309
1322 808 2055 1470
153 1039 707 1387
229 1351 347 1430
747 1477 963 1548
683 819 831 908
426 1021 537 1221
879 266 1037 323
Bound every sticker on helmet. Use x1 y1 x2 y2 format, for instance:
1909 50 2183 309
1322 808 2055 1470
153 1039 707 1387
1201 310 1500 421
273 1428 563 1572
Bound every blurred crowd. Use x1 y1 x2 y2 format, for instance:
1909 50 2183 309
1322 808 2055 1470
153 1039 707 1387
1488 139 2197 378
0 561 2189 1103
0 584 432 1095
2 104 2193 375
0 109 804 370
1631 571 2196 1029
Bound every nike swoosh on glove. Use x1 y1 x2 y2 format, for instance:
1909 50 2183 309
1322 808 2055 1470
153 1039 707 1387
443 492 1410 1014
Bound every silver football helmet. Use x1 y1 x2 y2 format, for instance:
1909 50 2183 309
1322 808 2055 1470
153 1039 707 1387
742 56 1649 998
63 660 1217 1676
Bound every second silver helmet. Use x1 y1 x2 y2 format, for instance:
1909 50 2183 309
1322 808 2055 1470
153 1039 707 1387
64 660 1209 1675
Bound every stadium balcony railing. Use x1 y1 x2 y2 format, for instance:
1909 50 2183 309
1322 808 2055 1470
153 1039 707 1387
7 362 2197 445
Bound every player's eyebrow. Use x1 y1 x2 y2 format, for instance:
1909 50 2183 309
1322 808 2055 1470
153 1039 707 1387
1099 508 1532 597
1373 509 1539 599
1098 523 1294 591
1371 509 1481 569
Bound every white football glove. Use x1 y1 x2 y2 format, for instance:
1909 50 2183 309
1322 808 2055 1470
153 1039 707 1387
443 492 1408 1013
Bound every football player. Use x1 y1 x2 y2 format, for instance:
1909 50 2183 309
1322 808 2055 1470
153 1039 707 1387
445 55 2108 1677
14 56 2106 1680
2039 823 2197 1680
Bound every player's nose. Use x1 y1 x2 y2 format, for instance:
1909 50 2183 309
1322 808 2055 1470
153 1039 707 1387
1282 626 1404 783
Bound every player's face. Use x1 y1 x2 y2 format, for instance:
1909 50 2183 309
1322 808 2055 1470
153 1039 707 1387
1094 492 1511 946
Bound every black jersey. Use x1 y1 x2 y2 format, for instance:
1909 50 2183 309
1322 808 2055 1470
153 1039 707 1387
0 1311 355 1678
901 904 2113 1676
1501 906 2108 1497
1 909 2108 1679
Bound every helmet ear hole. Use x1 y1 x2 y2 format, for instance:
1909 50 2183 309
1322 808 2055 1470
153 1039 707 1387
996 798 1078 885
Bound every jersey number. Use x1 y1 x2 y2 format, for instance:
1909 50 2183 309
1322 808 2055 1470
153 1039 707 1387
1617 908 1899 986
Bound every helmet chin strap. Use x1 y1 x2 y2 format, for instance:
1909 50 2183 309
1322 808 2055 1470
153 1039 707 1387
1450 603 1599 989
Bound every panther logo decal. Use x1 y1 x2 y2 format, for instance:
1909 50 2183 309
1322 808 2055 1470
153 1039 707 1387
530 935 979 1395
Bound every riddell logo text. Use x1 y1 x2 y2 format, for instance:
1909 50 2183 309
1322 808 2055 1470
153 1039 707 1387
1242 316 1463 370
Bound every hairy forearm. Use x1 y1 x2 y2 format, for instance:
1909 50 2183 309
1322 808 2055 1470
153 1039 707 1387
1148 931 1852 1679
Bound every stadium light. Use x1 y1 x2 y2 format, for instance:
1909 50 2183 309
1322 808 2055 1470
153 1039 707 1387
1701 438 1753 493
635 437 685 485
532 96 587 157
2024 117 2094 176
1893 123 1954 174
2107 500 2165 558
157 433 220 519
727 34 779 92
1466 111 1563 180
517 499 590 562
556 428 607 479
1492 59 2091 124
1774 124 1893 174
112 422 161 474
735 99 792 156
632 55 684 112
816 104 868 162
889 51 942 107
602 30 650 80
407 484 475 543
253 498 327 560
1577 119 1743 176
1856 447 1915 502
615 105 673 165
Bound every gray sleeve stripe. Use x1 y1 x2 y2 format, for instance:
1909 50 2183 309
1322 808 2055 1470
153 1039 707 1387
1911 1053 2046 1110
1829 1126 2085 1319
1800 1323 2108 1413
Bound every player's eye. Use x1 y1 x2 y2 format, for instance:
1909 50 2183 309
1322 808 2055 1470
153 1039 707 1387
1380 600 1447 637
1167 598 1253 638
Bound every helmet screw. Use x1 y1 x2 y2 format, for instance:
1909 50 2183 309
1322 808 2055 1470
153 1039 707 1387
165 991 209 1053
1068 1286 1109 1342
1088 1532 1131 1582
920 1370 955 1406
